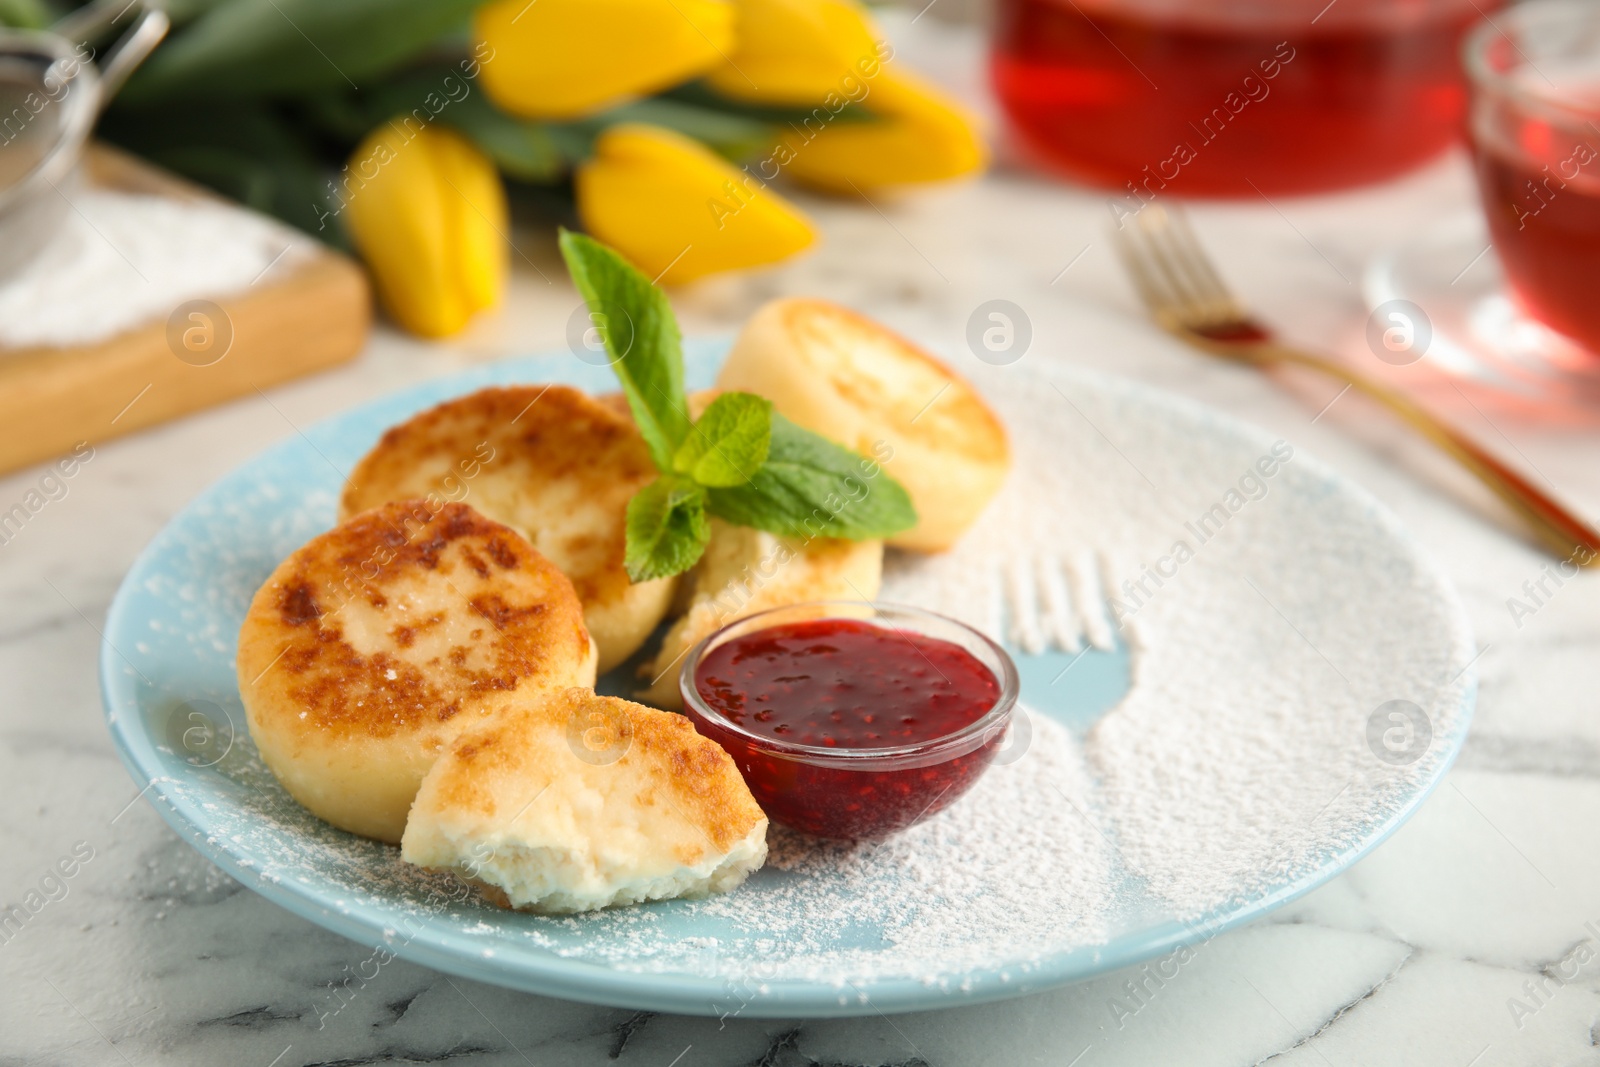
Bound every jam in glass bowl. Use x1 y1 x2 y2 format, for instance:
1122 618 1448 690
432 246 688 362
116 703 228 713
680 602 1019 841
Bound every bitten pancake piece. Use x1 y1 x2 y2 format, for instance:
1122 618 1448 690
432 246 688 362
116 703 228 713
340 385 675 673
237 500 598 844
638 519 883 709
402 688 768 913
715 298 1010 552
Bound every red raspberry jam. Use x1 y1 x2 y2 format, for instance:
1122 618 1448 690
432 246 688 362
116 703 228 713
686 615 1013 840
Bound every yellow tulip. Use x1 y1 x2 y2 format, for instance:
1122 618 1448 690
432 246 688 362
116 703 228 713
703 0 881 106
576 123 817 285
474 0 735 120
345 122 508 338
779 66 988 192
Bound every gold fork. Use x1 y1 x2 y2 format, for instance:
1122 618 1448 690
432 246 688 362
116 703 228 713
1112 205 1600 566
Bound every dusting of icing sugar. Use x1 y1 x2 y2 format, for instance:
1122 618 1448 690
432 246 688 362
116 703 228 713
882 364 1474 919
147 701 1114 987
685 709 1115 981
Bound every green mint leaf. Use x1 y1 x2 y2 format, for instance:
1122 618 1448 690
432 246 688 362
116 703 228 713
624 476 710 582
705 414 917 540
558 230 691 471
672 392 773 488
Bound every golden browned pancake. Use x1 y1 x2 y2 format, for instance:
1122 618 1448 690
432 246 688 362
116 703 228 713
637 518 883 709
591 390 634 421
402 687 767 913
340 385 675 673
715 298 1011 552
236 500 598 843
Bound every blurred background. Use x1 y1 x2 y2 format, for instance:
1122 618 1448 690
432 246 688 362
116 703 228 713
6 0 1593 467
4 0 1596 472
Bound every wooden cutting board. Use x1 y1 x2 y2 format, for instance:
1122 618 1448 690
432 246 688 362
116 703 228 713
0 144 370 476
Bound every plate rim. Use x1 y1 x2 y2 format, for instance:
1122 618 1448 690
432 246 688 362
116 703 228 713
99 347 1477 1017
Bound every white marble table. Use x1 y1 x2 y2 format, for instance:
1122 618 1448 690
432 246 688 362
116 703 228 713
6 17 1600 1067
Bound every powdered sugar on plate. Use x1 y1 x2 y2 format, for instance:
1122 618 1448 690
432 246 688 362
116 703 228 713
883 365 1474 919
145 698 1114 988
688 709 1115 983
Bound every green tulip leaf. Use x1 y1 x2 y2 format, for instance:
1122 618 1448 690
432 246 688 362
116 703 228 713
327 70 567 183
98 102 341 243
121 0 483 103
0 0 54 30
436 92 564 183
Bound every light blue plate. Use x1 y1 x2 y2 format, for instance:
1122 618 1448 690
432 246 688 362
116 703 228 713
100 342 1474 1017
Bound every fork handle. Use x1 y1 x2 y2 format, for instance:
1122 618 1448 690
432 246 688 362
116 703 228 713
1234 341 1600 565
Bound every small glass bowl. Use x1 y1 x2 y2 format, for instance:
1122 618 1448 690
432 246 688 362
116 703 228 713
679 601 1019 841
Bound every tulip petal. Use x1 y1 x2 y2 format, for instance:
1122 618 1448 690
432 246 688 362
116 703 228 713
779 66 989 192
346 123 507 338
704 0 882 106
576 123 816 285
433 128 510 314
475 0 736 120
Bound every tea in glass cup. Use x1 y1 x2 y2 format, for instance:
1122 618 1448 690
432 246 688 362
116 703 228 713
1466 0 1600 356
992 0 1495 198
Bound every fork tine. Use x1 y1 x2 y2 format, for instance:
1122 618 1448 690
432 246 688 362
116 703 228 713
1130 208 1210 325
1164 210 1225 295
1038 553 1083 654
1066 550 1116 652
1137 207 1228 329
1115 204 1255 336
1111 216 1173 320
1164 209 1244 318
1116 216 1206 333
1005 555 1046 655
1144 207 1246 329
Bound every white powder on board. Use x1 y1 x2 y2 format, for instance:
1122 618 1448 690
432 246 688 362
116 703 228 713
0 189 306 349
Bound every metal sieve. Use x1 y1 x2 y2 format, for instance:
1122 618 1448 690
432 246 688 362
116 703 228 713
0 0 168 281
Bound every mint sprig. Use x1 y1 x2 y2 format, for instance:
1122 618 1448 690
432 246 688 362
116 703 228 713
705 414 914 541
558 230 918 582
673 392 771 487
624 476 710 582
559 230 691 471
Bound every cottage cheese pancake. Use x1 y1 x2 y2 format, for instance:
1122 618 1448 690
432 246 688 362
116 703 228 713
716 298 1011 552
403 688 768 913
638 518 882 709
341 385 675 673
237 500 598 843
